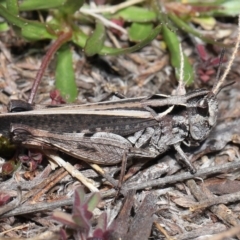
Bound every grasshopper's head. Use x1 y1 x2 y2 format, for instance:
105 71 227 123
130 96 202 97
187 91 218 141
186 17 240 141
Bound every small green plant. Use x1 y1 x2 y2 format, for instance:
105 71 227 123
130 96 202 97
0 0 237 102
52 187 113 240
0 0 162 103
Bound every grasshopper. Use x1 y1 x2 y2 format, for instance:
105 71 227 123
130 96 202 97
1 18 240 177
0 90 227 176
0 80 229 174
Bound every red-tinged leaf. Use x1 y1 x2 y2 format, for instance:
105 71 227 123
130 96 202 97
1 159 20 176
200 74 210 83
92 228 104 238
52 211 79 229
196 44 208 61
72 208 91 232
0 192 11 206
110 18 124 36
209 57 222 66
29 150 43 163
18 150 43 171
82 204 93 220
91 212 115 240
50 89 66 104
95 212 108 232
73 187 85 209
59 228 68 240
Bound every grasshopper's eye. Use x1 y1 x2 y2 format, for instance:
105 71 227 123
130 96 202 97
198 99 208 108
197 99 209 116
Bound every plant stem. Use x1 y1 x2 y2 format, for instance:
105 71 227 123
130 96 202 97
28 31 72 104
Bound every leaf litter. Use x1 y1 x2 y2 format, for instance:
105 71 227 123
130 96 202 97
0 8 240 240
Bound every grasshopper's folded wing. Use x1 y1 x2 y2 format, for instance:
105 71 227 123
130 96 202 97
11 124 132 165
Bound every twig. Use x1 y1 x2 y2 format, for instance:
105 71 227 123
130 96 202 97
187 180 240 234
31 169 69 203
123 160 240 191
190 190 240 211
0 224 30 236
0 232 59 240
89 163 119 188
209 225 240 240
0 168 66 217
81 0 145 14
0 187 22 216
0 189 116 218
154 222 174 240
20 167 65 203
46 150 99 192
79 10 127 35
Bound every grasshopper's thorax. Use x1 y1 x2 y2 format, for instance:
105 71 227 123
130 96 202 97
187 92 218 141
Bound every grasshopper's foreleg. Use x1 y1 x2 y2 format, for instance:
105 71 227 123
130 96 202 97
174 143 196 174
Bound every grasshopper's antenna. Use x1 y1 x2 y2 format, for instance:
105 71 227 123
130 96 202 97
214 48 225 85
212 15 240 95
175 43 186 95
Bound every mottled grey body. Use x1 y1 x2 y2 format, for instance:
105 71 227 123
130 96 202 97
4 88 218 173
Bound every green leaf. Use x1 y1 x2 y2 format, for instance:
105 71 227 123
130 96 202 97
0 4 55 40
21 22 56 40
19 0 66 11
73 24 162 55
216 0 240 16
128 22 153 42
169 13 226 47
113 6 157 22
0 3 28 27
74 187 85 206
87 192 101 212
73 29 88 47
6 0 18 15
55 44 78 102
0 21 9 32
162 25 194 86
58 0 84 15
84 20 105 56
100 24 161 55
